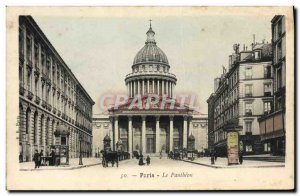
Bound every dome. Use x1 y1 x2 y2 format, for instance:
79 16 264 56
133 24 169 65
133 44 169 65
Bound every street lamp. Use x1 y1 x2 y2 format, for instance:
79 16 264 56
79 134 83 165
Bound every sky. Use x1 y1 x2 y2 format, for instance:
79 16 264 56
33 14 273 115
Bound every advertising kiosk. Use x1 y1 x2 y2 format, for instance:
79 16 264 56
53 124 70 166
187 134 195 160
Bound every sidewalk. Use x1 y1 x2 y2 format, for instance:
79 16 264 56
19 158 101 171
181 157 285 168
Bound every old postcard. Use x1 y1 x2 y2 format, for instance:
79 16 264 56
6 6 294 190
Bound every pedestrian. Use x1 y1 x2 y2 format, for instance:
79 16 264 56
50 150 55 166
138 154 144 166
210 151 215 165
146 155 151 165
19 152 23 163
39 150 44 167
33 150 40 169
214 151 217 161
159 151 162 159
239 151 243 164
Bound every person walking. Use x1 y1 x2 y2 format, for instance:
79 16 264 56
50 150 55 166
239 151 243 164
138 154 144 166
39 150 44 167
33 150 40 169
146 155 151 166
159 151 162 159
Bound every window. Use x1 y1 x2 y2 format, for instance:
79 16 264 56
26 35 32 63
245 85 252 97
34 44 39 68
278 19 282 37
264 143 271 152
264 102 272 114
277 68 282 90
19 28 24 57
254 51 261 60
277 41 282 60
245 67 252 79
264 66 271 78
245 121 252 133
245 145 253 152
264 83 272 96
276 97 282 110
245 103 252 116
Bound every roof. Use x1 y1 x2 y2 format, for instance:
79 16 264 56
133 43 169 65
133 25 169 65
21 16 95 105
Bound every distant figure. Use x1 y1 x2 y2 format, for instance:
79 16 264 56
19 152 23 163
210 152 215 165
138 155 144 166
33 150 40 169
50 150 55 166
39 150 44 167
159 151 162 159
214 151 217 161
239 151 243 164
146 155 151 165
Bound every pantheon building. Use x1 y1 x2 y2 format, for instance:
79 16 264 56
93 23 208 156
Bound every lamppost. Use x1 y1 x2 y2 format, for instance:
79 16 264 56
79 134 83 165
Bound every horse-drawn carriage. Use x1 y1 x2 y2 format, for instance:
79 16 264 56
168 150 182 160
101 151 119 168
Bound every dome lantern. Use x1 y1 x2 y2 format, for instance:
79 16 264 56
146 19 156 44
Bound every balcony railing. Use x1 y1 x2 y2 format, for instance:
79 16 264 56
27 90 33 100
35 95 40 104
245 93 252 97
47 104 52 111
264 92 272 97
34 66 40 77
53 107 56 114
19 85 25 96
125 71 177 79
42 100 47 108
26 60 33 70
245 111 253 116
264 74 272 79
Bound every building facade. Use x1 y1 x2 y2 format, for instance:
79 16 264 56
207 42 273 156
18 16 94 162
258 15 286 155
92 24 208 157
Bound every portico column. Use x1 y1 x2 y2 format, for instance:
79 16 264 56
147 79 149 95
132 81 135 96
168 81 170 97
114 116 119 150
158 80 160 96
137 80 140 95
142 80 145 96
169 115 174 152
171 83 173 98
152 80 155 94
183 116 188 149
128 116 133 157
142 116 146 154
129 81 131 97
155 116 160 153
162 80 165 95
